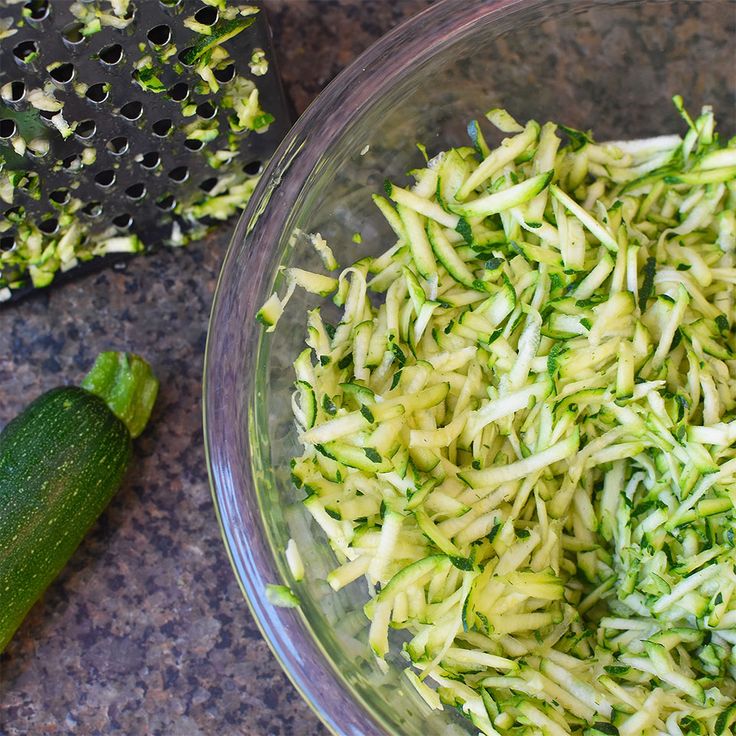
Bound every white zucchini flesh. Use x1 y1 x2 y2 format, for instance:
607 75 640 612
260 100 736 735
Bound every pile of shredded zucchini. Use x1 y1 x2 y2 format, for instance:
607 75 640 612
260 99 736 735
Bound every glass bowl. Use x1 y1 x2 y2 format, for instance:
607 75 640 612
204 1 735 733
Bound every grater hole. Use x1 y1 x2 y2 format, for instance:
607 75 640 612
76 119 97 139
120 101 143 121
147 24 171 46
194 6 218 25
4 206 23 221
107 136 129 155
167 82 188 102
139 151 160 169
49 188 70 205
0 119 17 139
159 0 181 6
82 201 103 218
25 0 50 21
62 153 82 170
125 183 146 200
99 44 123 65
156 194 176 211
95 169 116 188
152 118 173 137
49 63 75 84
27 139 49 157
0 236 15 252
86 83 109 104
213 65 235 84
196 101 217 120
199 177 218 193
3 81 26 102
62 22 85 45
39 217 59 235
168 166 189 183
112 213 133 229
39 109 56 121
13 40 38 63
184 138 203 152
18 172 39 193
177 47 195 67
243 160 263 176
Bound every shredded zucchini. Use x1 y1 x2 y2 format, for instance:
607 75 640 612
262 99 735 735
265 583 300 608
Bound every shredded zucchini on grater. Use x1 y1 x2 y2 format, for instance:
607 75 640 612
262 98 736 735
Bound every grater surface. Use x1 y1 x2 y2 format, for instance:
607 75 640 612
0 0 291 303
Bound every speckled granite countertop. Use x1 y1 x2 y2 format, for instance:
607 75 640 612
0 2 431 734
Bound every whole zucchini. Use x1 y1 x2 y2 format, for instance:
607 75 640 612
0 352 158 652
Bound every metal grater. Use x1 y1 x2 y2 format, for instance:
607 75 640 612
0 0 291 303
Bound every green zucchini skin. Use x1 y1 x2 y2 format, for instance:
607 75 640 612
0 386 132 651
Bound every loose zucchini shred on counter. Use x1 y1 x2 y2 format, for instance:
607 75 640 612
260 99 736 735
